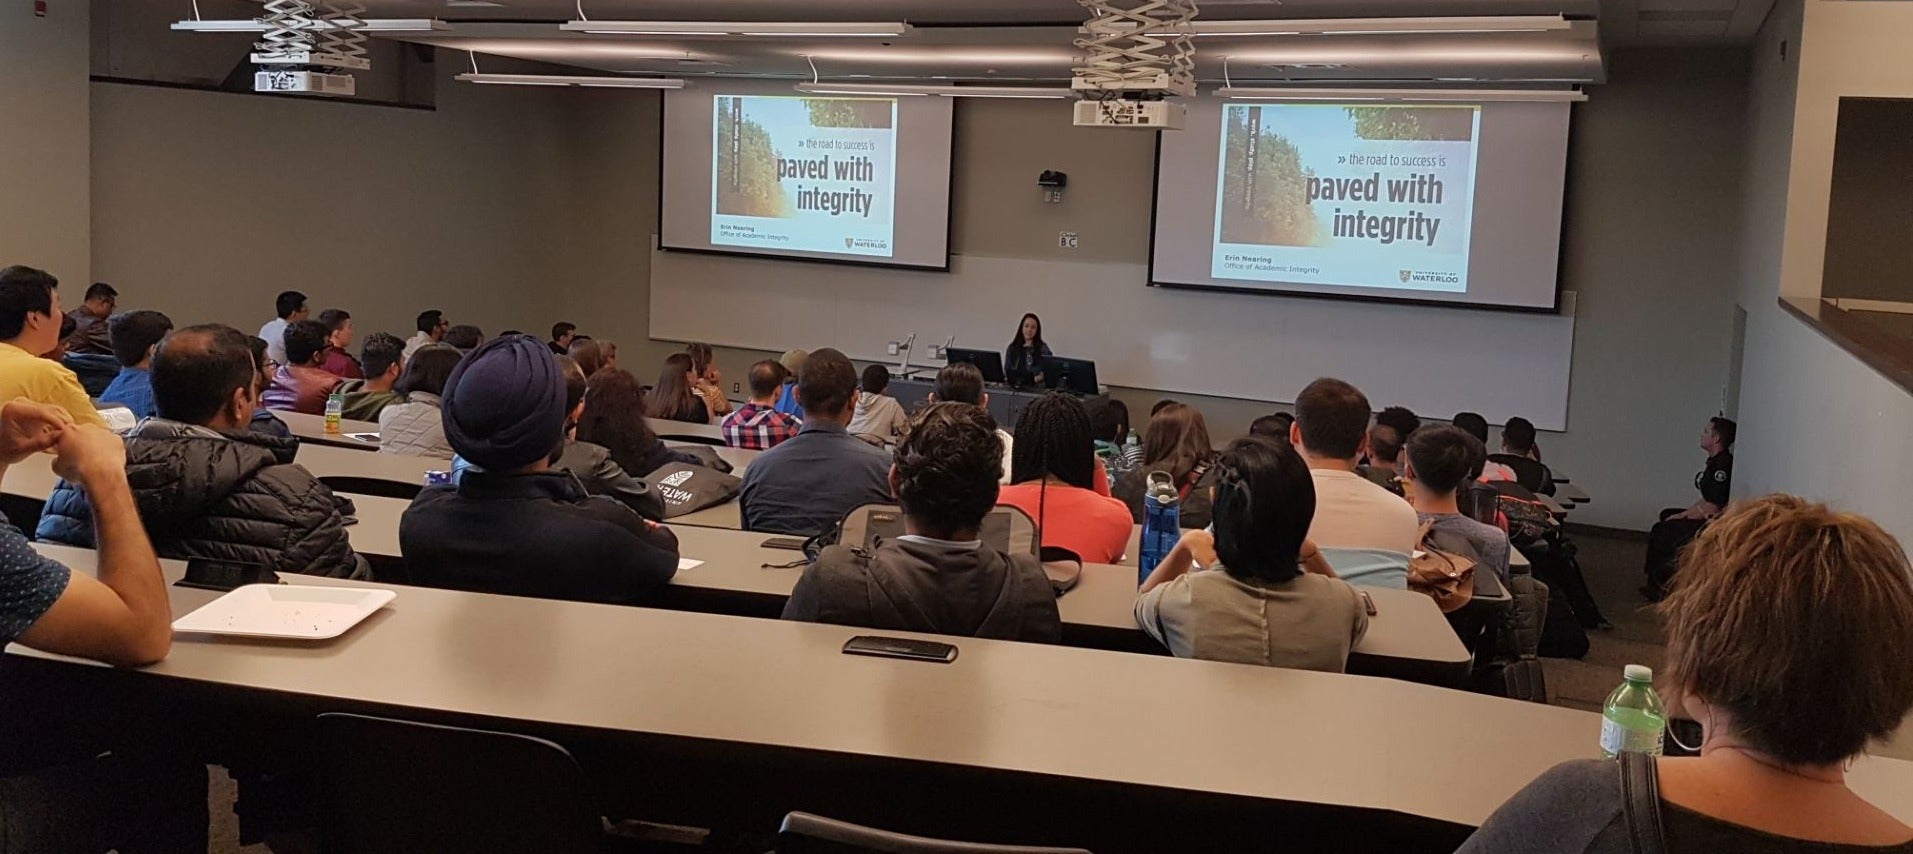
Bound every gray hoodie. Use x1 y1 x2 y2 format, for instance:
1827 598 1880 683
782 537 1061 643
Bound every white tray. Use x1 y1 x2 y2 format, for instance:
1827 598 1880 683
173 584 396 640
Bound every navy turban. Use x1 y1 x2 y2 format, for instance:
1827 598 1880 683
441 334 566 472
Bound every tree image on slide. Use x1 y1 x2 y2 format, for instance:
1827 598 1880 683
1219 109 1321 247
803 98 895 129
715 97 793 218
1344 106 1476 142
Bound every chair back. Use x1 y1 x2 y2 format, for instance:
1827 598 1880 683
776 812 1092 854
318 713 602 854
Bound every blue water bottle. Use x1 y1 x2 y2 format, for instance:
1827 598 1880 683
1138 470 1181 585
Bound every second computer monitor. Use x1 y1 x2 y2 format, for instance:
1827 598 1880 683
1044 356 1100 396
945 347 1007 384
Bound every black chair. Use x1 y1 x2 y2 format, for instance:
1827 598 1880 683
317 713 607 854
317 475 421 501
1488 453 1553 495
775 812 1092 854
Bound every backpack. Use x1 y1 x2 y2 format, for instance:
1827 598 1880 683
1488 480 1557 549
1406 521 1478 613
804 503 1081 594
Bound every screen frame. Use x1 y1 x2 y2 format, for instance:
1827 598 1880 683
655 89 958 274
1145 104 1577 316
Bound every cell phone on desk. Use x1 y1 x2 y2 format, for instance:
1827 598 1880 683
842 635 959 664
761 536 807 551
177 557 279 592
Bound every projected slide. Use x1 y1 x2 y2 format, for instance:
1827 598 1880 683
710 95 898 259
1212 104 1481 294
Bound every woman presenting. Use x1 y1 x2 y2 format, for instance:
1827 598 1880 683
1004 313 1052 388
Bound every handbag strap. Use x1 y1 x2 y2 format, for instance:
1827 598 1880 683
1620 752 1668 854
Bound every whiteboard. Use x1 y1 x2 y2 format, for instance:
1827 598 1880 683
650 247 1575 430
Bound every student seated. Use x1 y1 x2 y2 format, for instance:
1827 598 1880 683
1451 411 1517 482
445 324 484 353
400 336 680 605
1135 435 1368 672
0 399 208 849
548 321 576 355
258 289 307 365
846 363 907 442
577 368 705 477
1358 422 1406 496
1461 495 1913 854
782 402 1062 643
246 335 292 440
1292 378 1418 554
1490 415 1553 493
1642 416 1735 602
63 281 117 356
646 353 711 424
1112 402 1219 530
1404 425 1511 583
739 348 891 535
38 325 367 578
262 318 345 415
567 338 604 378
0 265 107 426
997 392 1133 565
315 308 363 379
1248 412 1293 439
721 359 803 450
98 310 174 419
405 309 446 360
1086 396 1142 482
773 348 806 418
929 361 1013 483
378 344 462 460
338 331 405 421
550 356 665 519
687 342 733 420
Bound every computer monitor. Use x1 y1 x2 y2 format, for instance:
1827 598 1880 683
945 347 1006 384
1044 356 1100 396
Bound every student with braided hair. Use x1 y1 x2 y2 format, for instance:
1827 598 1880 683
781 402 1062 643
998 392 1133 564
1135 435 1369 672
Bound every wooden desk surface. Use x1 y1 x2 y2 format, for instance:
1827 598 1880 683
19 544 1913 830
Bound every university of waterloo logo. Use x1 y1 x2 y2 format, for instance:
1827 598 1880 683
845 237 856 249
1399 269 1413 284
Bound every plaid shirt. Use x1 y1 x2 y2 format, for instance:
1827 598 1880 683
722 402 803 450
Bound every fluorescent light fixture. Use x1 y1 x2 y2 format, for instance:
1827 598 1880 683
561 21 911 37
1215 86 1586 103
456 73 686 89
172 18 449 33
1191 16 1571 37
794 82 1072 99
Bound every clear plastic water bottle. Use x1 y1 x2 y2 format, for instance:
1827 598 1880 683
1138 470 1181 585
324 391 344 435
1600 664 1667 758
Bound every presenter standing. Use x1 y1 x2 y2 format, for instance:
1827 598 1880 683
1005 313 1052 388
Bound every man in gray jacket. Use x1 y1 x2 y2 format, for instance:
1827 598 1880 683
38 324 367 578
781 402 1061 643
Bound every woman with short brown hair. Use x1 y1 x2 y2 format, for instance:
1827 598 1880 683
1460 494 1913 853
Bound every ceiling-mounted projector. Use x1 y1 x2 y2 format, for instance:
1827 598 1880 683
1071 0 1198 129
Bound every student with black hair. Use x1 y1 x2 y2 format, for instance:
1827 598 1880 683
245 335 293 439
1249 412 1294 440
339 332 405 421
1642 416 1737 601
63 281 118 356
1360 423 1407 495
1405 425 1512 584
406 309 447 360
930 361 1014 483
39 325 366 579
740 348 892 535
1086 396 1142 481
550 321 577 355
847 363 908 441
1294 378 1418 553
783 402 1062 642
0 265 106 426
445 324 485 353
1452 411 1518 482
998 392 1132 564
315 308 362 379
261 318 344 415
1135 435 1367 672
1375 405 1421 439
98 310 174 419
259 289 307 365
721 359 802 450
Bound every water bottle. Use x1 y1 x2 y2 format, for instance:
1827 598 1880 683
1600 664 1667 758
1138 470 1181 585
324 392 344 435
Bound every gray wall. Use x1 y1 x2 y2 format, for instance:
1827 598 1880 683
0 2 90 284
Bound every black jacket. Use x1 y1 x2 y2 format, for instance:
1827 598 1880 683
400 470 680 606
555 441 667 520
36 419 365 578
783 538 1061 643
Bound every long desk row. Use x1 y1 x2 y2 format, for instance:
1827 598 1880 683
10 545 1911 853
